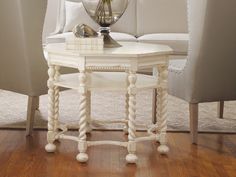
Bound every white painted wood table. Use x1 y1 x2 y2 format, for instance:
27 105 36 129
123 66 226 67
44 42 173 164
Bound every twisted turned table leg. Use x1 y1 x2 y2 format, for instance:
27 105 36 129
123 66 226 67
155 87 160 142
45 64 57 153
86 90 92 133
156 64 169 154
54 66 60 132
123 73 129 134
126 71 138 163
76 71 89 162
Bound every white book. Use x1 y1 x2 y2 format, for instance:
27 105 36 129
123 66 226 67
66 36 104 51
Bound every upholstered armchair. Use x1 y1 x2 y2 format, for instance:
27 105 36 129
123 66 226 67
168 0 236 144
0 0 48 135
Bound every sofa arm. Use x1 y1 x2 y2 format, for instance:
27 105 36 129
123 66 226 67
138 33 189 55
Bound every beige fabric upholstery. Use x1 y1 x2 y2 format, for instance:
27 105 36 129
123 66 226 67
47 32 74 43
136 0 188 36
63 1 99 32
169 59 186 71
111 0 137 35
138 33 189 55
43 0 59 43
0 0 48 96
168 0 236 103
47 32 137 44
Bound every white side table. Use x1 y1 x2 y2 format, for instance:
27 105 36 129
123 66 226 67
44 42 173 163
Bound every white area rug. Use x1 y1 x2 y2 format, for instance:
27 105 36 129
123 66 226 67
0 89 236 132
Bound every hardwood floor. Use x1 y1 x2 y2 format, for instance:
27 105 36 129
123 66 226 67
0 130 236 177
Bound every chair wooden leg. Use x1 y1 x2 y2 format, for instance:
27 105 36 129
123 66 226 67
152 88 157 124
35 96 39 110
26 96 38 136
217 101 224 119
189 103 198 144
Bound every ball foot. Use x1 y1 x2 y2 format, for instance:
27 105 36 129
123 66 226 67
157 145 169 154
76 153 88 163
45 143 56 153
126 154 138 164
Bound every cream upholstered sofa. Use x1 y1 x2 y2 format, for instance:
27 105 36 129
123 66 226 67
46 0 188 58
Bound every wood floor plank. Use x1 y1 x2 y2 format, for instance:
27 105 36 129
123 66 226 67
0 130 236 177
